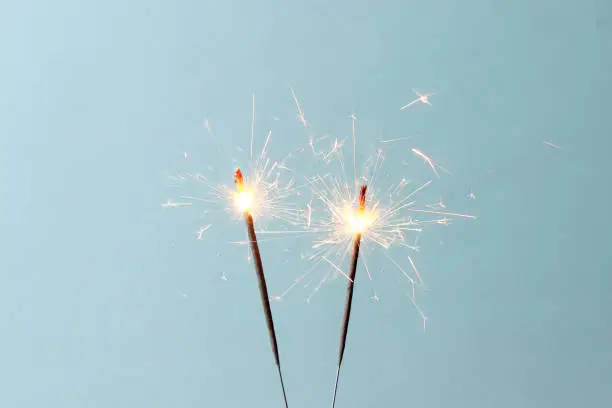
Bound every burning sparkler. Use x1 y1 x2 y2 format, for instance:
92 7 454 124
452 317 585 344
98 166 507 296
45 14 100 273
295 141 475 407
165 89 477 407
331 184 368 408
234 167 290 408
163 94 309 406
166 94 304 244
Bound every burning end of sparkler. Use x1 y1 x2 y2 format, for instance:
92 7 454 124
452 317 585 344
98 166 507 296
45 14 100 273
346 185 375 234
234 168 255 213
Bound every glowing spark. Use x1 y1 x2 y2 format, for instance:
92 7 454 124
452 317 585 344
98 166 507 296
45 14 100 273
378 136 416 144
426 197 446 210
289 85 308 128
403 208 477 219
543 140 562 149
322 256 353 283
400 88 435 110
161 200 192 208
197 224 212 240
411 148 441 179
307 201 312 227
204 119 217 144
407 255 423 285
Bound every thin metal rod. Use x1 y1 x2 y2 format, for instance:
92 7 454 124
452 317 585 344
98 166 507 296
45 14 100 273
331 363 342 408
245 212 289 408
331 185 367 408
277 364 290 408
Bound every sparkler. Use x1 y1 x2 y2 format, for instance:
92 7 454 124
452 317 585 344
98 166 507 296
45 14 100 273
331 185 368 408
291 139 475 407
234 167 290 408
167 93 304 248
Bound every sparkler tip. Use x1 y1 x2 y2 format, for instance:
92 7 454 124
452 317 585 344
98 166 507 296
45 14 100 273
359 185 367 211
234 168 244 188
233 168 253 212
347 185 373 234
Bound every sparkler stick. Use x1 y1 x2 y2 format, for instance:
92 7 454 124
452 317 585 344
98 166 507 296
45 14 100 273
331 184 367 408
234 168 290 408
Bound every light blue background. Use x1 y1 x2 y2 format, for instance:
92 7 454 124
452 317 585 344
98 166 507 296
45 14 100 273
1 1 611 407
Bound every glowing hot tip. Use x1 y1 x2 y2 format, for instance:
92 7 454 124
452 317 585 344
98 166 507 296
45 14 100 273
234 168 254 212
347 185 373 233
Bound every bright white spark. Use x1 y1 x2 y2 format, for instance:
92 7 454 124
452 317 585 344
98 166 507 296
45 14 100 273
400 89 435 110
411 148 441 179
289 85 308 128
161 200 192 208
197 224 212 239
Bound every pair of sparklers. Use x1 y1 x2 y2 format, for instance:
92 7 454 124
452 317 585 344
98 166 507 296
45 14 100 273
171 91 476 407
234 166 369 408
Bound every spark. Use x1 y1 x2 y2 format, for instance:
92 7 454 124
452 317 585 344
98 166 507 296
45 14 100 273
426 197 446 210
289 85 308 128
204 119 217 143
400 88 435 110
411 148 441 179
378 136 416 144
407 255 423 285
543 140 562 149
197 224 212 240
306 201 313 228
161 199 192 208
401 235 421 252
322 138 346 162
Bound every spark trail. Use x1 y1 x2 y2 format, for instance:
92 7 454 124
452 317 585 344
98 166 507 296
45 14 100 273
400 88 435 110
235 168 290 408
331 185 367 408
